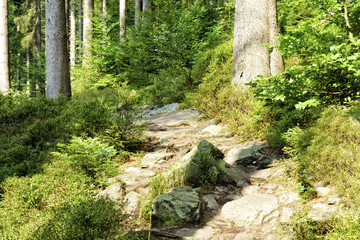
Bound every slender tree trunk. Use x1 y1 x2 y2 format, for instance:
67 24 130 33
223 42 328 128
119 0 126 40
78 0 83 63
83 0 94 62
103 0 107 36
232 0 283 86
143 0 151 12
135 0 141 27
142 0 151 23
45 0 71 98
16 52 20 90
26 47 30 95
65 0 69 51
0 0 10 95
35 0 42 94
344 0 354 40
70 0 76 71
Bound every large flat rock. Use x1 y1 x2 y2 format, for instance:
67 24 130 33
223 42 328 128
221 194 279 228
147 110 201 128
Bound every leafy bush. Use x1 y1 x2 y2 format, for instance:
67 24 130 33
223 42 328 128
54 137 117 181
33 198 128 240
0 86 143 183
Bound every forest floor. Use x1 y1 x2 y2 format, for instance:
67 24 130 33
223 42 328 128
115 105 337 240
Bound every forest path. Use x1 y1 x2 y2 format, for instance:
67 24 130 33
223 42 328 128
115 105 325 239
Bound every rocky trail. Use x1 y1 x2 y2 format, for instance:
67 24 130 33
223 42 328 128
98 104 341 240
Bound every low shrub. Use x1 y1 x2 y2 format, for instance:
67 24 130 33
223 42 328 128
54 136 117 183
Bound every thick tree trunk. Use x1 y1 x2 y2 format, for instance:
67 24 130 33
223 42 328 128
135 0 141 27
0 0 10 95
78 0 83 62
119 0 126 40
268 0 284 75
45 0 71 98
232 0 283 86
70 0 76 70
83 0 94 61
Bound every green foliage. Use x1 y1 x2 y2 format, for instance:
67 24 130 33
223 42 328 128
33 198 128 240
0 94 69 182
75 0 235 104
283 102 360 205
54 137 117 181
285 209 360 239
0 90 141 239
247 0 360 147
187 40 271 139
0 87 143 183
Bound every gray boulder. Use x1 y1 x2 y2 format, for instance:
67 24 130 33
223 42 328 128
137 103 180 119
153 186 201 223
96 182 125 203
225 142 267 166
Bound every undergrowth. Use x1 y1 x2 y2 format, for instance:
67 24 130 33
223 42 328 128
184 40 272 140
0 86 144 239
282 102 360 239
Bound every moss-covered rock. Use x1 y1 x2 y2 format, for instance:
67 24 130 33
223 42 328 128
153 186 201 223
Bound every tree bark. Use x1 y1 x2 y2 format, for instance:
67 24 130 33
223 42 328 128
103 0 107 36
35 0 42 94
143 0 151 12
65 0 69 50
0 0 10 95
83 0 94 61
70 0 76 70
26 47 30 95
135 0 142 27
268 0 284 75
232 0 283 86
142 0 151 23
119 0 126 40
78 0 83 62
344 0 354 40
45 0 71 98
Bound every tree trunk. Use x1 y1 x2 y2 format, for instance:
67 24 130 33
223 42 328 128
65 0 69 51
70 0 76 70
268 0 284 75
78 0 83 62
119 0 126 40
26 47 30 95
143 0 151 12
35 0 42 94
0 0 10 95
135 0 141 27
45 0 71 98
232 0 283 86
83 0 94 61
103 0 107 36
142 0 151 23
